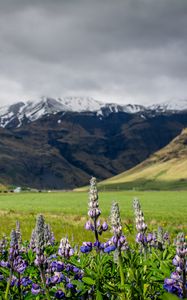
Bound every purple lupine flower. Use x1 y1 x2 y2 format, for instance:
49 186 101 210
72 266 80 273
0 261 10 268
164 232 187 298
13 256 27 273
10 275 18 287
66 282 74 289
147 232 157 248
55 290 65 299
31 283 41 295
85 220 94 231
50 261 65 272
80 241 92 253
104 244 116 253
20 277 32 287
58 237 74 259
50 274 62 285
164 278 183 297
34 253 46 266
102 221 108 231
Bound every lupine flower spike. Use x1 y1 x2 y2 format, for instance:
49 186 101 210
34 214 51 300
15 221 22 250
58 237 74 259
133 198 147 253
106 202 127 298
81 177 108 252
4 229 27 300
164 232 187 298
103 202 128 254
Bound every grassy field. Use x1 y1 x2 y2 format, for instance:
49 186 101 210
0 190 186 244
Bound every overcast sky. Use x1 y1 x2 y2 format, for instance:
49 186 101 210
0 0 187 106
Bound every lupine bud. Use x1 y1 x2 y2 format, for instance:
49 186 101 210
35 214 45 253
58 237 74 259
29 229 36 250
85 220 94 231
55 290 65 299
44 223 55 246
16 221 22 247
10 229 18 248
102 222 108 231
31 283 41 295
88 177 101 220
110 202 122 235
0 234 7 255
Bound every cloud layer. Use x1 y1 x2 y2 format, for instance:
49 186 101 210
0 0 187 106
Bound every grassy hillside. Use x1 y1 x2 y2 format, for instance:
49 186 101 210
98 128 187 190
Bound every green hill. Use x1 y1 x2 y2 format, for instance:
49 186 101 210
98 128 187 190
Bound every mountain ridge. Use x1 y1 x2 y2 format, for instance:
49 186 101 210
1 97 187 129
0 96 144 128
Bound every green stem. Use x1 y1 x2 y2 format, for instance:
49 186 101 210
183 258 186 299
5 270 12 300
39 266 51 300
94 219 99 243
18 273 22 300
118 252 126 300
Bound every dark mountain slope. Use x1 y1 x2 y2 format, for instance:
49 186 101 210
0 111 187 189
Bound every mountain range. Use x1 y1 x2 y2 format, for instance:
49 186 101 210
0 97 187 189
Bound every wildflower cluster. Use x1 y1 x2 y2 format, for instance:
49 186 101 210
0 178 186 300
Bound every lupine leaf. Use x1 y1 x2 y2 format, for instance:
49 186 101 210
82 277 95 285
96 290 103 300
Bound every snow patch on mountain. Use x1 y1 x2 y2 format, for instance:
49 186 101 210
148 99 187 112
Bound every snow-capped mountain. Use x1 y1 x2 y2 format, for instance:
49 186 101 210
0 96 144 128
0 96 187 128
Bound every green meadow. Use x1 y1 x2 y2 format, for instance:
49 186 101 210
0 190 186 243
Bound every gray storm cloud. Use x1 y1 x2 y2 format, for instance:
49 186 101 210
0 0 187 106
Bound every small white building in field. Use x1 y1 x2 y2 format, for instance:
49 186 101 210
14 187 21 193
